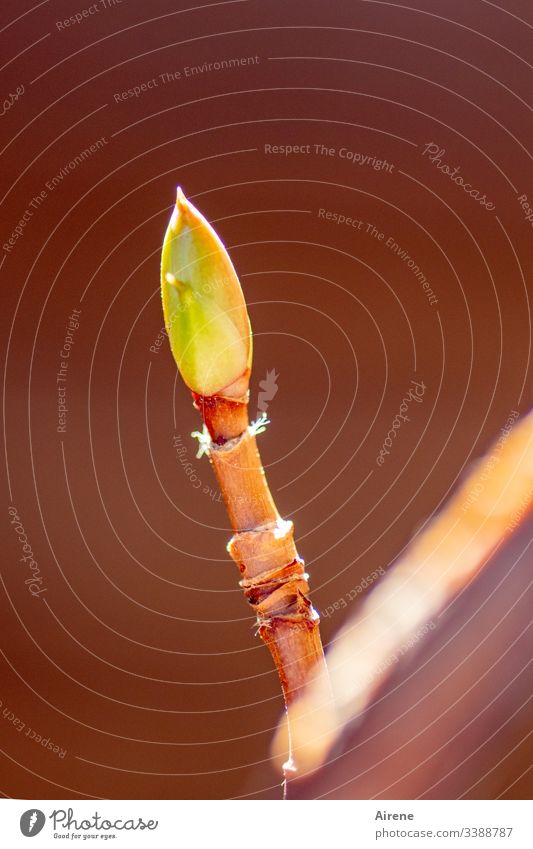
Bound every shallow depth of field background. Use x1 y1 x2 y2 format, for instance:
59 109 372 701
1 0 532 799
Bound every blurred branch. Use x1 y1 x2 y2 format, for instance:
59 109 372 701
272 409 533 776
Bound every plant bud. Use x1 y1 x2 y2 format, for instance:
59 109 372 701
161 188 252 397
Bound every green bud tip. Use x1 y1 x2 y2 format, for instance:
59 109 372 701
161 188 252 397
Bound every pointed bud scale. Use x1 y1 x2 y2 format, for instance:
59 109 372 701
161 188 252 397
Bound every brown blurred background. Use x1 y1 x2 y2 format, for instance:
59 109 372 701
1 0 532 799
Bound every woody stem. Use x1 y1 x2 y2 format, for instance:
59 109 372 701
193 392 329 779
